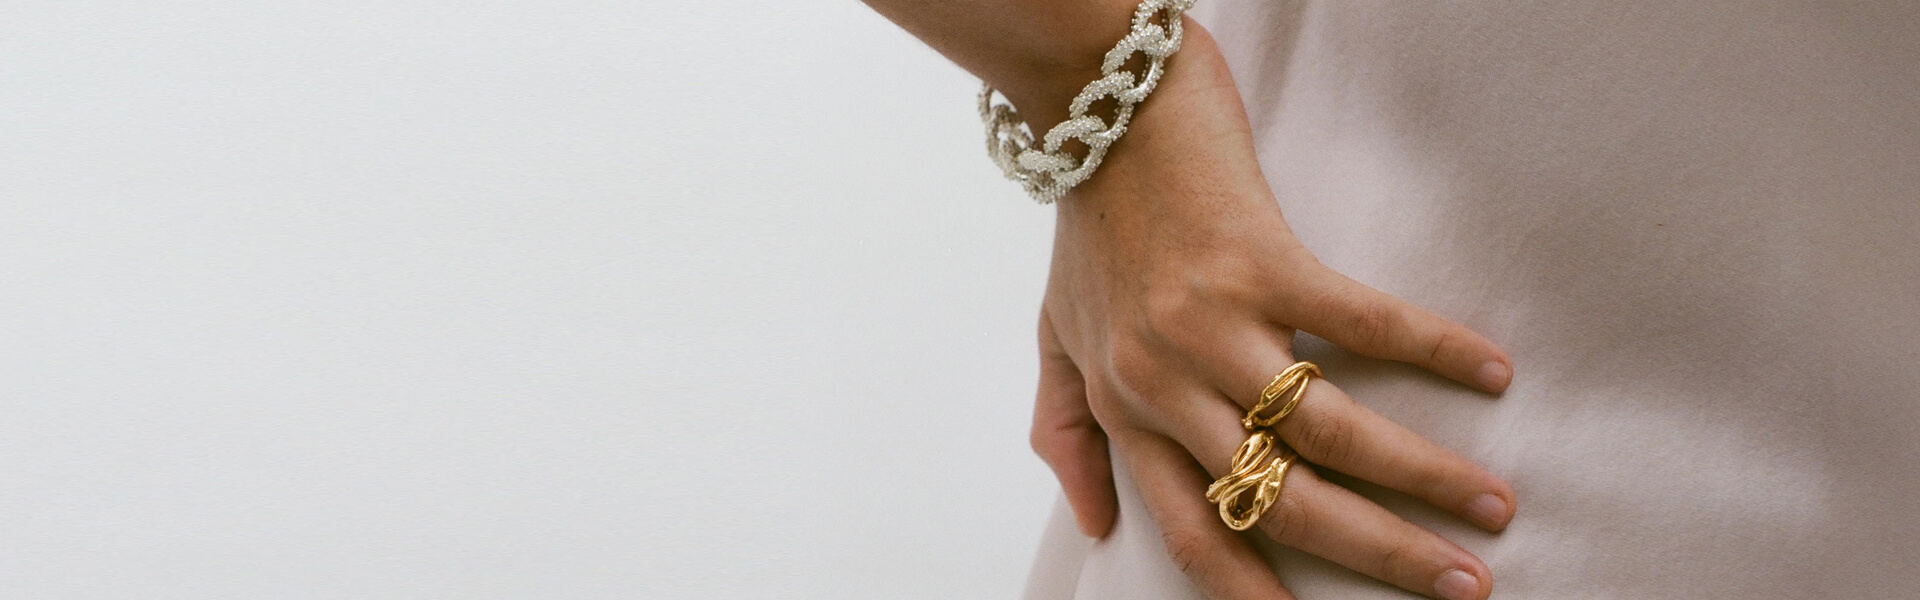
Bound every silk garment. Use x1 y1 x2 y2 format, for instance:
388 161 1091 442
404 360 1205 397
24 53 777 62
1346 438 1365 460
1023 2 1920 598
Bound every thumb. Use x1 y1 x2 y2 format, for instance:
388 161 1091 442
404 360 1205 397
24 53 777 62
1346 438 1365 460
1030 309 1118 538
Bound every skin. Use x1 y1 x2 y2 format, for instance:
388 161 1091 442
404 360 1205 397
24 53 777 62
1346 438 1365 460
862 2 1519 599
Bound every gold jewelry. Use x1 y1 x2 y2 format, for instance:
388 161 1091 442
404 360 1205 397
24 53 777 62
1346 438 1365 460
1241 361 1321 430
1206 361 1320 530
1204 430 1300 531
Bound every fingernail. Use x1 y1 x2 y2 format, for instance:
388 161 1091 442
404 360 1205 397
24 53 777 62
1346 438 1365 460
1474 361 1511 391
1434 569 1480 600
1464 493 1509 529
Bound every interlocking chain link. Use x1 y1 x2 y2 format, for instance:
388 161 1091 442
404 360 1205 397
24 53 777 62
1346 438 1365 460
978 0 1195 204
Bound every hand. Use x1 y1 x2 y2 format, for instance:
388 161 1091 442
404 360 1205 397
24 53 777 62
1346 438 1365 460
1029 22 1517 600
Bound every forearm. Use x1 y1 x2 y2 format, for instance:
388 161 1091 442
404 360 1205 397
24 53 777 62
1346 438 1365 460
860 0 1140 131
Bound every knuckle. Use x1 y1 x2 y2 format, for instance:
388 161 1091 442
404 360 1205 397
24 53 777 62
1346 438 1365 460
1373 542 1421 584
1198 259 1265 305
1140 271 1255 348
1140 287 1202 344
1342 298 1403 354
1293 413 1361 467
1424 326 1458 366
1263 482 1312 542
1029 405 1106 467
1160 526 1216 576
1028 425 1063 464
1406 459 1458 499
1083 386 1129 428
1108 338 1171 402
1029 421 1104 469
1279 244 1321 270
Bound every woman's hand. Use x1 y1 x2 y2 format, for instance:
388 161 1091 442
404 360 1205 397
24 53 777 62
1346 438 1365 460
1029 22 1517 600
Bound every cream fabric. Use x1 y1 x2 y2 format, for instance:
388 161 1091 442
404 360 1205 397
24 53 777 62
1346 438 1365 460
1023 1 1920 597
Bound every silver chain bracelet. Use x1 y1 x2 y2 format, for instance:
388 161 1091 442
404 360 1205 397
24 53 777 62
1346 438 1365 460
978 0 1195 204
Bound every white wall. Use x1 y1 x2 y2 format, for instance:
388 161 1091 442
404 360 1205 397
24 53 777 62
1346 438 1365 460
0 1 1059 597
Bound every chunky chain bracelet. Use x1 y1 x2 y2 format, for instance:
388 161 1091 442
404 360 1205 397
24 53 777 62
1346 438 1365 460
978 0 1195 204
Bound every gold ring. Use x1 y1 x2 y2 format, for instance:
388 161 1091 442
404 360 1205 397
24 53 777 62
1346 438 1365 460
1204 430 1300 531
1208 361 1320 530
1242 361 1321 430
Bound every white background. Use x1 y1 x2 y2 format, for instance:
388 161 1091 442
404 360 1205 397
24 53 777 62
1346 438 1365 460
0 1 1059 598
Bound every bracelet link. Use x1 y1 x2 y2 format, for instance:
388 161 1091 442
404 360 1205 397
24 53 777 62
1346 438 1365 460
979 0 1196 204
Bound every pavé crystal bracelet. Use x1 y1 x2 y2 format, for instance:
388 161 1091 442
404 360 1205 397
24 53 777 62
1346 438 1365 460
978 0 1195 204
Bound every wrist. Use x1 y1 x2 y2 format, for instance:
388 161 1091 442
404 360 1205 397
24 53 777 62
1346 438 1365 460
1053 21 1266 217
986 0 1149 133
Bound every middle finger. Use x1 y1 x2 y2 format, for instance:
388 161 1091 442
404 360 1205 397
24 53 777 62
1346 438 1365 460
1178 398 1494 600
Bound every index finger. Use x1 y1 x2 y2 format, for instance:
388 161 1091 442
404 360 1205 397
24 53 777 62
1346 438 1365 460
1270 262 1512 393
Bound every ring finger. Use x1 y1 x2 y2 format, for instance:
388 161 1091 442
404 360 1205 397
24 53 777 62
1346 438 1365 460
1177 397 1495 600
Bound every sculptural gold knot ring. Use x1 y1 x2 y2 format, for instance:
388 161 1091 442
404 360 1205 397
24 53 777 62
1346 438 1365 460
1206 361 1320 530
1243 361 1321 430
1205 429 1300 530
